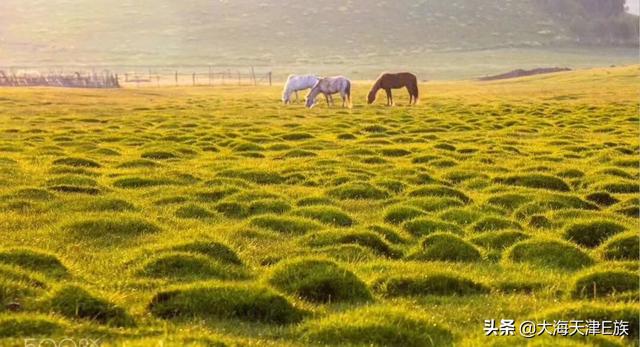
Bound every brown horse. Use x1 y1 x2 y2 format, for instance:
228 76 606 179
367 72 419 106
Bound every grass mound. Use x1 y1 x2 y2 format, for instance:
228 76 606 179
494 174 570 191
299 307 453 347
174 204 216 219
410 233 482 262
0 315 65 338
116 159 160 169
148 283 303 324
402 218 464 237
48 185 101 195
52 157 101 168
486 193 530 211
367 225 407 244
266 258 371 303
248 199 291 215
249 215 321 234
282 132 314 141
504 239 594 270
303 231 398 258
218 169 286 185
327 182 389 200
296 196 335 207
373 273 490 297
469 230 530 250
570 269 639 299
113 177 177 189
314 245 376 263
407 185 471 203
470 216 522 232
141 150 178 160
540 303 639 339
597 180 639 194
82 198 136 212
169 241 242 265
45 175 97 187
293 206 354 227
0 248 68 278
44 285 134 327
585 192 619 206
12 188 55 201
563 220 627 248
215 201 249 219
598 232 639 261
63 217 160 237
135 252 246 280
383 206 425 225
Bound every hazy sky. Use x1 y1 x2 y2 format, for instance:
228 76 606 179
627 0 640 14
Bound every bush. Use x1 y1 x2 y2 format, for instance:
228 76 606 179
0 315 64 338
407 185 471 203
44 285 134 327
563 220 627 248
504 239 594 270
293 206 354 227
373 273 489 297
328 182 389 200
409 233 482 262
493 174 570 191
299 307 453 347
403 218 463 237
598 232 639 261
384 206 424 225
471 217 522 233
469 230 530 250
570 269 639 299
250 215 321 234
267 258 371 303
135 252 247 280
148 283 303 324
0 248 68 278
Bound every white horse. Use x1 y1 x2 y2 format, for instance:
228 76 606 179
305 76 352 109
282 75 320 104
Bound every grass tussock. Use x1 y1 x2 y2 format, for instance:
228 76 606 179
373 273 490 297
409 233 482 262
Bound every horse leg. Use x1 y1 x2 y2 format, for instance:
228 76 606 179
324 93 331 106
406 87 412 105
295 91 299 103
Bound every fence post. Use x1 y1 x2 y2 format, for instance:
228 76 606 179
251 66 257 86
268 72 272 86
208 65 212 86
193 73 196 86
237 71 241 86
175 71 178 86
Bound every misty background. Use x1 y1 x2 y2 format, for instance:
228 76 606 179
0 0 637 80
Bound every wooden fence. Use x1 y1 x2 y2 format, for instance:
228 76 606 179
121 68 272 87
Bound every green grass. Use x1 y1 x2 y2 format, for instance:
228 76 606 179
0 66 637 345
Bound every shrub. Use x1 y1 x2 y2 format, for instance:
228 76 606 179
471 217 522 233
249 215 321 234
598 232 639 261
267 258 371 303
373 273 489 297
44 285 134 327
570 269 639 299
469 230 530 250
384 206 424 225
293 206 354 227
493 174 570 191
299 307 453 347
409 233 482 262
148 283 303 324
403 218 463 237
0 248 68 278
563 220 627 248
504 239 594 270
327 182 389 200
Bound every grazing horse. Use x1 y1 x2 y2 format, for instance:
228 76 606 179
367 72 419 106
282 75 320 104
305 76 352 108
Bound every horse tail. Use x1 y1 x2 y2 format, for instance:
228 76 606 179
412 77 420 105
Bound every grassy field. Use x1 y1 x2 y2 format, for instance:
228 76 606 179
0 66 638 346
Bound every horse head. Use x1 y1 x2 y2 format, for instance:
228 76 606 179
367 88 377 104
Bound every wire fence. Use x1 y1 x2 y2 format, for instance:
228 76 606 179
0 67 273 89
